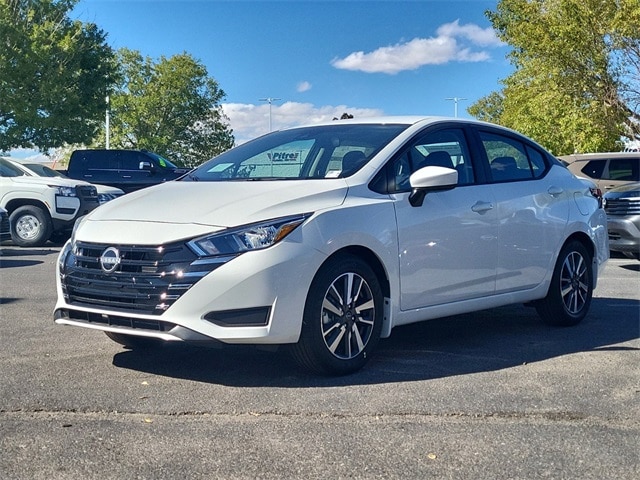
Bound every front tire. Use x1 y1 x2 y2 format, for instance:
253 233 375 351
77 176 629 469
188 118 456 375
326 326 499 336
9 205 52 247
291 255 384 375
536 240 593 326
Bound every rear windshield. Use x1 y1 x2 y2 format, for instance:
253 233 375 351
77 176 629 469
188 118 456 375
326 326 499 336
185 124 408 181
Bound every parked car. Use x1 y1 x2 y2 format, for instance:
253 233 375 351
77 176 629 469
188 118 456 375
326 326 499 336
0 206 10 240
0 157 99 247
560 152 640 192
604 182 640 259
7 159 124 205
54 117 609 375
66 149 190 193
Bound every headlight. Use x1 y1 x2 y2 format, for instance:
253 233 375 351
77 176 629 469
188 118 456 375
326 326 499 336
187 213 311 257
52 186 77 197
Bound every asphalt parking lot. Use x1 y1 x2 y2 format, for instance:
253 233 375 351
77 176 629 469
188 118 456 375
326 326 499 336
0 245 638 479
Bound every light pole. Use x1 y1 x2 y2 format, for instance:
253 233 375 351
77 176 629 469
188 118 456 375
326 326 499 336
105 95 110 149
445 97 467 118
259 97 281 132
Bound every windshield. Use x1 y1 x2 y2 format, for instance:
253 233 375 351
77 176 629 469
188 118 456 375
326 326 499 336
24 163 66 178
186 124 408 181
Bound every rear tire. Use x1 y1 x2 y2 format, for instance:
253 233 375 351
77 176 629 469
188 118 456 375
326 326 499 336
536 240 593 326
290 255 383 375
9 205 52 247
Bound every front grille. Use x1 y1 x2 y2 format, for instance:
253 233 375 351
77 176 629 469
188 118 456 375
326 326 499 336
605 198 640 216
60 240 231 315
76 185 98 200
56 308 177 331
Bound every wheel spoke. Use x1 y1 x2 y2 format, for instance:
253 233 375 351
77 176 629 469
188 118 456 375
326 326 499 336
322 296 343 317
326 325 346 354
351 323 365 352
355 298 374 314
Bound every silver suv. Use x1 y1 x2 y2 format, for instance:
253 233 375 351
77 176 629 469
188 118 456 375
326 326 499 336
604 182 640 259
560 152 640 192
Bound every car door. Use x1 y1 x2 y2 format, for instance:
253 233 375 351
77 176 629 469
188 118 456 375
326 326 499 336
390 127 499 310
476 128 569 293
118 151 154 192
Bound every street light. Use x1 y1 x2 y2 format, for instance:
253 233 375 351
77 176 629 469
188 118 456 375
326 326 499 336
445 97 467 118
259 97 281 132
105 95 110 149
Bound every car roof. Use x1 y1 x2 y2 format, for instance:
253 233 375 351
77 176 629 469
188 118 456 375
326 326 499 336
558 152 640 163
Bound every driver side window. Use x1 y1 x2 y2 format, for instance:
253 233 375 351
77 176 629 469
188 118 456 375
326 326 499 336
387 128 475 193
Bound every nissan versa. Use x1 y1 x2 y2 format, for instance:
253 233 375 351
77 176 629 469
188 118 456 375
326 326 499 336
54 117 609 375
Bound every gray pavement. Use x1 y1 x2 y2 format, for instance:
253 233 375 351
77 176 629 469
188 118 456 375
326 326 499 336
0 245 638 479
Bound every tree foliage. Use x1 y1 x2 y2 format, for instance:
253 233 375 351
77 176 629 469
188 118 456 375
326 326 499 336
0 0 115 152
469 0 640 154
103 48 234 167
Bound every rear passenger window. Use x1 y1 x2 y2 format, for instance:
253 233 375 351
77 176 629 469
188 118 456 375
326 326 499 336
580 160 606 179
607 158 639 181
480 132 545 182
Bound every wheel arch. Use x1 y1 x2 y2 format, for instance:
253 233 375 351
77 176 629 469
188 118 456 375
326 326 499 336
321 245 392 336
563 231 595 261
4 198 50 217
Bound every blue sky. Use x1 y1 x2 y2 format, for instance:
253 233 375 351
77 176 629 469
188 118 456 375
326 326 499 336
16 0 513 158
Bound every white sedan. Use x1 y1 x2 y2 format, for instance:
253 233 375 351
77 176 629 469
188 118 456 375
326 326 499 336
54 117 609 375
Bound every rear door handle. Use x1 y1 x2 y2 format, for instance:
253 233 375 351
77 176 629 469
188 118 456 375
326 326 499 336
471 201 494 214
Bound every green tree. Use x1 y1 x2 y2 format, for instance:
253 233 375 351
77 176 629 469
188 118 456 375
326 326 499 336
0 0 115 152
470 0 640 154
104 48 234 167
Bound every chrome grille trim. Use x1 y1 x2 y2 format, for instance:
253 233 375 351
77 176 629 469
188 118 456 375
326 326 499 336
605 198 640 216
60 240 234 315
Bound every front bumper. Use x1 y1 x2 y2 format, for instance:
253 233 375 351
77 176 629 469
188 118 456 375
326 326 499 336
54 238 325 345
606 215 640 255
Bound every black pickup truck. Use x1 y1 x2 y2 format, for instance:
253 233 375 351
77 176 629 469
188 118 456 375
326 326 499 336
65 149 190 193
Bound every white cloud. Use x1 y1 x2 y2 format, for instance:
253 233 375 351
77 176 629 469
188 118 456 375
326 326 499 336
331 20 504 75
222 102 384 145
297 81 312 93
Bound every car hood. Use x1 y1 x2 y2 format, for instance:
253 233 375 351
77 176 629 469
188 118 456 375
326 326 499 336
603 182 640 198
77 180 349 244
9 175 92 188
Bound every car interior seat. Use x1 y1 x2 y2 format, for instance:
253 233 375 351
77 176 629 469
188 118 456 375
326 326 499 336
491 156 518 180
341 151 367 176
423 151 454 169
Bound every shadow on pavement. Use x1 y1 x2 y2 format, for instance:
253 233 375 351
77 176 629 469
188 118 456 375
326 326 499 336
111 297 640 387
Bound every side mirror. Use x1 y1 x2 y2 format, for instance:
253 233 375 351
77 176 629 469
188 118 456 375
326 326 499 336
139 161 154 171
408 166 458 207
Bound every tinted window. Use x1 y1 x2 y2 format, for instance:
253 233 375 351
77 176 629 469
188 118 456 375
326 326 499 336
0 159 26 177
479 132 540 182
607 158 639 181
580 160 606 179
120 152 148 171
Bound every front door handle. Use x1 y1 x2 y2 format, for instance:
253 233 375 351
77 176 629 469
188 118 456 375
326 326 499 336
471 201 494 214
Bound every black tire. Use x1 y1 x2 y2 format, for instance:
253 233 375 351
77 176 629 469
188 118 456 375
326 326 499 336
9 205 52 247
536 240 593 326
105 331 162 349
290 255 384 375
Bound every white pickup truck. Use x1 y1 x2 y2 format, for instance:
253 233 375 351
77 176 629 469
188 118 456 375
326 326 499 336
0 157 100 247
